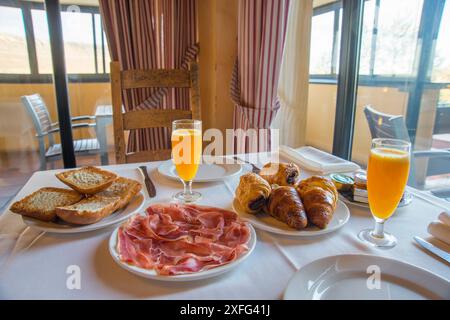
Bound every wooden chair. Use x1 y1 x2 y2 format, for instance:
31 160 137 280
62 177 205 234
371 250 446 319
364 105 450 188
110 61 201 164
21 94 101 170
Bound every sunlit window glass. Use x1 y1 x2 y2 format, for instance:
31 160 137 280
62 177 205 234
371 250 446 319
31 9 52 74
0 6 30 74
373 0 423 76
61 10 95 74
309 11 334 75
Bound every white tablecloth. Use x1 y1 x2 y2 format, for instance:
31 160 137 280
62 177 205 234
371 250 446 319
0 156 449 299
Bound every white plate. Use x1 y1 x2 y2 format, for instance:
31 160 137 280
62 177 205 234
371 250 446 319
284 254 450 300
158 160 242 182
232 198 350 237
21 192 145 233
109 221 257 282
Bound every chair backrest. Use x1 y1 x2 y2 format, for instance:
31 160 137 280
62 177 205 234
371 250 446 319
21 94 53 136
363 105 411 142
110 61 201 164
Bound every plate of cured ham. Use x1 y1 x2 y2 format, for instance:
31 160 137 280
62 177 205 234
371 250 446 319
109 203 256 281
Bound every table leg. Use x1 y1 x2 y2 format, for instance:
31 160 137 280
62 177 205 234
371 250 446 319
96 117 109 165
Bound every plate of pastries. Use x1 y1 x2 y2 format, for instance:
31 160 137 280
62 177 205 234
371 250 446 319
9 166 144 233
233 162 350 236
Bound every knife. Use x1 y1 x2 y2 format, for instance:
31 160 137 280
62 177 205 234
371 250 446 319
233 156 261 174
138 166 156 198
414 236 450 263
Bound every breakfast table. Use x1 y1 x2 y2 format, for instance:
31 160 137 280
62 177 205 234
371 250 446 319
0 152 449 299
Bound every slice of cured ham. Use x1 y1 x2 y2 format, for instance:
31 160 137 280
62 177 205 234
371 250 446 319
117 203 251 275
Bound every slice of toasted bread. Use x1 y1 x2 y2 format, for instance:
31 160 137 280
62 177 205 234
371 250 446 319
55 166 117 194
10 187 83 222
97 177 142 210
56 195 121 225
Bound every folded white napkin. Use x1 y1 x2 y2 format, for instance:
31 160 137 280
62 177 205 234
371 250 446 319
427 212 450 245
279 145 360 174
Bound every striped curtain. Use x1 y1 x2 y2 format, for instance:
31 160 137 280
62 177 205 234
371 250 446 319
230 0 290 153
99 0 198 152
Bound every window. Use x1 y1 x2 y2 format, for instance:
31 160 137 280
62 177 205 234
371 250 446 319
309 3 342 76
432 0 450 83
309 11 334 75
0 5 30 74
310 0 424 78
61 10 96 74
94 13 110 74
0 2 110 82
372 0 423 76
32 9 52 74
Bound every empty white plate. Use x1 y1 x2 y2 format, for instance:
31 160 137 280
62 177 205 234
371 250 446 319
21 192 144 233
109 222 257 282
284 254 450 300
232 198 350 237
158 160 242 182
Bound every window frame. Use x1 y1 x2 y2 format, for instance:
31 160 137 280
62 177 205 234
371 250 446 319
0 0 109 83
309 0 449 91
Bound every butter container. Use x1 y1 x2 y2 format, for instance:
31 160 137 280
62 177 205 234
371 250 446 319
330 173 354 192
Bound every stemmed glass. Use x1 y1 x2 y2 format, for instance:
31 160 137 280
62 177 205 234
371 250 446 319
358 138 411 248
171 119 202 203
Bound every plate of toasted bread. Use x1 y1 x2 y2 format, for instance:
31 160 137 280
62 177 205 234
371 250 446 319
9 166 144 233
233 163 350 236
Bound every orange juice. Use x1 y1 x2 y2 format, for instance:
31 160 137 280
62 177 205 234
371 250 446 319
171 128 202 181
367 148 410 219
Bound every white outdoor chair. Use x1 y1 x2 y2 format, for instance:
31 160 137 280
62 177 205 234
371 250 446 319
364 105 450 190
21 94 101 170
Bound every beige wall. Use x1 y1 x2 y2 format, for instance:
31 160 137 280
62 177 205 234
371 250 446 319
198 0 237 135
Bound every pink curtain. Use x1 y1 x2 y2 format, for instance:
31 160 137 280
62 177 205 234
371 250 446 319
99 0 198 152
230 0 290 153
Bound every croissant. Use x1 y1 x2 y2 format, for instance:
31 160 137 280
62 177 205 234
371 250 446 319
296 176 338 229
259 162 301 186
267 186 308 230
235 173 271 214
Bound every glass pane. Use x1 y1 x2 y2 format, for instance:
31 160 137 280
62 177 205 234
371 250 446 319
335 8 342 74
61 10 95 74
104 31 111 73
32 9 53 74
373 0 423 76
307 2 342 153
309 11 334 75
352 0 450 200
94 14 111 74
64 2 113 167
359 0 375 75
0 2 59 211
94 13 103 73
0 6 30 74
432 0 450 83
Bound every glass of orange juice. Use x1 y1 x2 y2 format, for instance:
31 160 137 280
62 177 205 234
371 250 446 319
171 119 202 203
358 138 411 248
